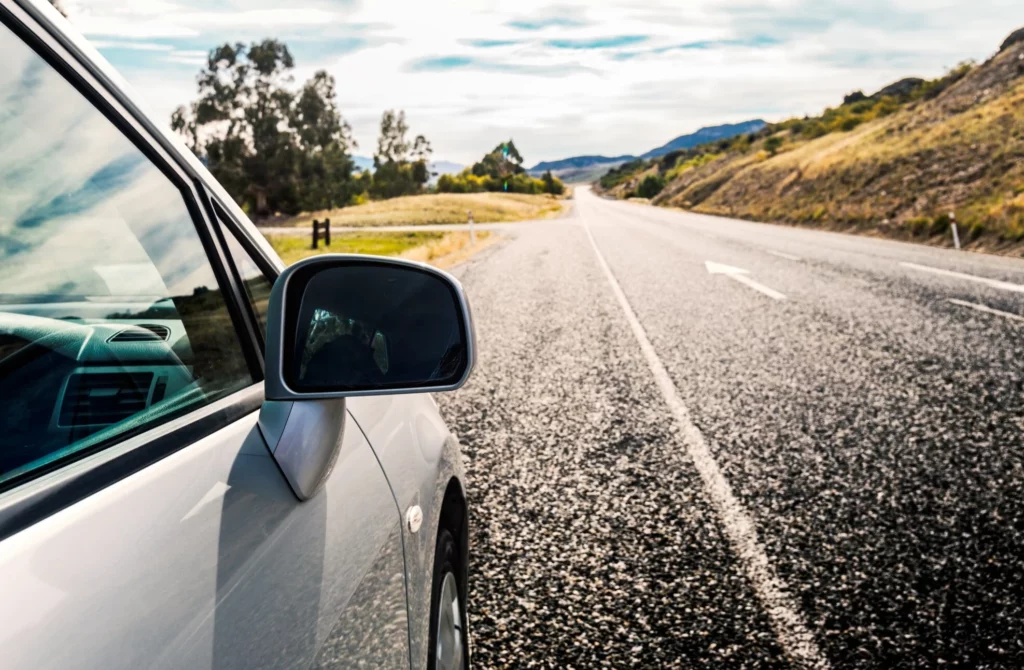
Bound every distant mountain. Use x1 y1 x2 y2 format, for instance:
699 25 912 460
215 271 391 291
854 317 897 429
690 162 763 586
528 155 635 174
526 120 766 182
352 155 374 172
639 120 767 159
429 160 464 177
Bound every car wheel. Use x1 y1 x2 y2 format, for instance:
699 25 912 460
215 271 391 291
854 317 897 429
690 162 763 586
428 528 469 670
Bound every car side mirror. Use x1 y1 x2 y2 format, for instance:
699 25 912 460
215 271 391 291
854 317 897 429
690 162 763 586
258 255 475 500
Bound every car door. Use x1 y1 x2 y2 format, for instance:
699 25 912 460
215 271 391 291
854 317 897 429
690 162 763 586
0 3 409 668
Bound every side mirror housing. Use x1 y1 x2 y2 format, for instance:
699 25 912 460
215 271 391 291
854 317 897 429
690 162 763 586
258 255 475 499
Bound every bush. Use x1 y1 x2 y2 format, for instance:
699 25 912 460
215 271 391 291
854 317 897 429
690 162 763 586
763 136 783 156
839 116 864 132
931 212 952 236
436 169 548 195
542 170 565 195
666 153 720 181
637 174 666 199
906 216 930 236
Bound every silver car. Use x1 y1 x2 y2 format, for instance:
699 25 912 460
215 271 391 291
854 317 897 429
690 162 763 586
0 1 474 668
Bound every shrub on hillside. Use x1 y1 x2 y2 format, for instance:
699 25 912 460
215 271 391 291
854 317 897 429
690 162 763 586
637 174 666 199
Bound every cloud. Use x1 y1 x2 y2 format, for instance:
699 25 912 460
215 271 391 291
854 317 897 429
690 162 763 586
462 39 524 48
545 35 649 49
506 16 588 31
69 0 1024 165
407 55 596 77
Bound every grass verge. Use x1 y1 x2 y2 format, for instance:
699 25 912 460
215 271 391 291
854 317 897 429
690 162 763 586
266 231 494 269
270 192 564 228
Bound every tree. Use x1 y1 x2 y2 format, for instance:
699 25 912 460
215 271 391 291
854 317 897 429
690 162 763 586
471 140 525 182
542 170 565 196
371 110 432 197
374 110 411 167
411 135 433 187
171 40 357 216
292 71 357 210
438 141 551 195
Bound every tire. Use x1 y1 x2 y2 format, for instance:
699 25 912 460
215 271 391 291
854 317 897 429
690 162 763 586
427 528 470 670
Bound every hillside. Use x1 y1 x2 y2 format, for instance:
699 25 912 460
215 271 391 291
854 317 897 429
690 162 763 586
639 119 767 159
599 29 1024 254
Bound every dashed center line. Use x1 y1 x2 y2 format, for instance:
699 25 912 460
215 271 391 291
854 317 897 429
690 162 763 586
900 262 1024 293
948 298 1024 323
767 250 802 262
584 223 828 669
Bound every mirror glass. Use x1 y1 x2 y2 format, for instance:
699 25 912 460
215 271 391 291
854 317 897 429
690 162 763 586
284 262 469 393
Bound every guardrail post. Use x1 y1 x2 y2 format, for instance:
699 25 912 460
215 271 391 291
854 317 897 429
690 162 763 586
950 212 961 250
324 218 331 247
312 219 320 250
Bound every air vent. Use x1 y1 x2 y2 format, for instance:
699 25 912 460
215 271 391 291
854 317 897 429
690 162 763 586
59 372 154 428
108 324 170 342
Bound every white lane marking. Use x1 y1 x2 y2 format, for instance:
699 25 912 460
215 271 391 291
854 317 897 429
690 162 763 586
585 226 828 669
180 481 231 522
948 299 1024 323
767 250 802 262
900 262 1024 293
706 261 788 301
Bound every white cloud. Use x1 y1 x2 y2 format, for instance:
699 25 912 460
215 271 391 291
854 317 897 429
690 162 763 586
67 0 1024 165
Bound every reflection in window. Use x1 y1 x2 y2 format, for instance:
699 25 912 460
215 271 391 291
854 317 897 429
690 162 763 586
218 220 273 342
0 22 252 485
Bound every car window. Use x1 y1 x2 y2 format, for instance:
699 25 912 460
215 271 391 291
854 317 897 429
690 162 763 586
217 219 273 343
0 21 253 487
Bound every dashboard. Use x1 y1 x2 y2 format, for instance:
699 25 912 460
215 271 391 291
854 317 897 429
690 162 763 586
0 305 198 479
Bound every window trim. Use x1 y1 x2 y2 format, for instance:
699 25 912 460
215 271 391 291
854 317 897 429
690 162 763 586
0 2 268 502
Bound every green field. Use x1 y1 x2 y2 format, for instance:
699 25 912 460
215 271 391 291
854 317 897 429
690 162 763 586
271 192 564 228
266 232 446 266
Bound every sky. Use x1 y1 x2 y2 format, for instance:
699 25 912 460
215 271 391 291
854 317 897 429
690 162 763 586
61 0 1024 166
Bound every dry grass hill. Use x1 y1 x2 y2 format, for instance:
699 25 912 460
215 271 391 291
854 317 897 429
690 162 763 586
599 28 1024 254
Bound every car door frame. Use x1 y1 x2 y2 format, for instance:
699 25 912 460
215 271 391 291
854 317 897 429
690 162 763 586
0 0 267 536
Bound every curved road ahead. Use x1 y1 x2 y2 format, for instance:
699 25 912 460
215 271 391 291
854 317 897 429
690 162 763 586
438 187 1024 668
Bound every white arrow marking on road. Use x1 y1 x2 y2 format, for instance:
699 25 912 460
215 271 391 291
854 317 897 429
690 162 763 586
948 299 1024 323
705 261 787 300
900 262 1024 293
766 250 802 262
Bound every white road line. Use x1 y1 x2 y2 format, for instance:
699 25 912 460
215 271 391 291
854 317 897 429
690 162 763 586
706 261 788 301
948 299 1024 323
767 250 802 262
584 224 828 669
731 274 789 301
900 262 1024 293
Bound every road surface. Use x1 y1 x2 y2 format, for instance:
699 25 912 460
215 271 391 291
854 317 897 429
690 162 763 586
437 187 1024 668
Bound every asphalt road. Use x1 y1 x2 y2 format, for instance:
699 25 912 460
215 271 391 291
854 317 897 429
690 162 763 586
437 187 1024 669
